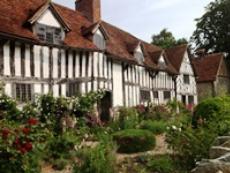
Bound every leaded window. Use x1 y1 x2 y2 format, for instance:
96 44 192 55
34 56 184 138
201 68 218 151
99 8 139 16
16 84 33 102
35 24 63 45
140 90 151 102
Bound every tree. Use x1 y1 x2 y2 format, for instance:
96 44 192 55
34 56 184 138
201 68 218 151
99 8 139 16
151 29 188 49
192 0 230 56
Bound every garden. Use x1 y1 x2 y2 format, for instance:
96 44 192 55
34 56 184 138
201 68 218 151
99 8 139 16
1 84 230 173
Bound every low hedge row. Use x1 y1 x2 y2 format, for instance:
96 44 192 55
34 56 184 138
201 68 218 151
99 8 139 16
140 120 167 135
113 129 156 153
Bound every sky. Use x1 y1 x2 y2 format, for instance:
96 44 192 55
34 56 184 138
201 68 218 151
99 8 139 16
53 0 213 42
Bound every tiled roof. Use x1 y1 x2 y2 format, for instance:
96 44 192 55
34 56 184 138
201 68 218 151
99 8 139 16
0 0 177 74
165 44 188 72
191 53 224 82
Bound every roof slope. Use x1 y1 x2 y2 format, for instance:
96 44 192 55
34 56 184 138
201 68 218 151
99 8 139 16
0 0 177 74
165 44 188 72
192 53 224 82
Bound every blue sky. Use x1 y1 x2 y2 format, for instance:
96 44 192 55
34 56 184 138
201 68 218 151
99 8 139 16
53 0 213 42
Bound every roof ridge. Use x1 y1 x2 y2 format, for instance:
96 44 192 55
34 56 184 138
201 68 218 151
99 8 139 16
101 20 162 52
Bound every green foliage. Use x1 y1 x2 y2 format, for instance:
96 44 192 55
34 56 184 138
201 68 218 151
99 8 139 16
113 129 156 153
0 94 20 120
72 90 105 116
146 155 175 173
192 0 230 55
73 140 116 173
151 28 188 49
140 120 167 135
111 107 140 131
193 97 230 135
45 131 78 160
146 105 171 121
166 125 217 170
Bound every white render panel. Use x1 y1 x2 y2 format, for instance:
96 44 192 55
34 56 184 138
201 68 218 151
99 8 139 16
82 53 86 77
34 84 41 94
88 53 92 77
61 84 66 97
14 43 21 76
3 42 11 76
44 84 49 94
25 45 31 77
34 46 41 78
43 47 49 78
87 82 92 92
113 63 124 107
60 50 65 78
104 56 107 78
53 84 59 97
68 52 73 78
75 53 80 78
37 9 61 28
5 83 12 97
52 48 58 78
99 53 103 77
81 83 86 94
93 52 98 78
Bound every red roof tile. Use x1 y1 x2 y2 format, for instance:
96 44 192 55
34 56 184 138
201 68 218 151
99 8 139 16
165 44 188 72
0 0 177 74
191 53 224 82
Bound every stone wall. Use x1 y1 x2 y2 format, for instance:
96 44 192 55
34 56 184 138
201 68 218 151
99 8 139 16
192 136 230 173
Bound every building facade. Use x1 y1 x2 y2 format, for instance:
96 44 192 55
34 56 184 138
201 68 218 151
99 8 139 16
0 0 197 109
192 53 230 101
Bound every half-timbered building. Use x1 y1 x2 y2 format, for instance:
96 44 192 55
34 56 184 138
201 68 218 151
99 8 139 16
0 0 197 111
166 45 198 106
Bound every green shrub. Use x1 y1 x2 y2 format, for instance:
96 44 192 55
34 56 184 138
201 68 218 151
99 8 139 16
140 120 167 135
118 107 139 130
45 131 78 160
73 141 116 173
146 155 174 173
193 97 230 126
166 125 217 170
146 105 171 121
113 129 156 153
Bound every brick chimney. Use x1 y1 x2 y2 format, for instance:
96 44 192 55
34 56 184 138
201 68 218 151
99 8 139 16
75 0 101 23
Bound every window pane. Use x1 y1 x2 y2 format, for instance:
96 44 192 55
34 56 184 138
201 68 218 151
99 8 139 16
183 75 190 84
140 90 150 102
164 91 171 100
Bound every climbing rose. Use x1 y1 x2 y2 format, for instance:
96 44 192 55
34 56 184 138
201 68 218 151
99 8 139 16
1 128 10 139
24 142 33 152
22 127 30 135
27 118 38 126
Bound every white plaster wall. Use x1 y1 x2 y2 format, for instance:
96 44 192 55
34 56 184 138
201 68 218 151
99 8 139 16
61 84 66 97
5 83 12 97
60 50 65 78
52 48 58 78
82 53 86 77
25 45 31 77
37 9 61 28
14 43 21 76
3 42 10 76
34 84 42 94
112 62 123 107
53 84 59 97
75 53 80 78
44 84 49 94
34 46 41 78
68 52 73 78
43 47 49 78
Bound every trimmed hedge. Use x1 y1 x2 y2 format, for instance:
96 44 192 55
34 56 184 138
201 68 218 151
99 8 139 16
140 120 166 135
113 129 156 153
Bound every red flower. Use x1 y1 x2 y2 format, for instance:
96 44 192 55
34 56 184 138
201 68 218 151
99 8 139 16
22 127 30 135
1 128 10 140
24 142 33 152
19 147 27 154
27 118 38 126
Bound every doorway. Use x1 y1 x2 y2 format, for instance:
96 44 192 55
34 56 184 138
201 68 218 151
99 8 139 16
98 91 112 122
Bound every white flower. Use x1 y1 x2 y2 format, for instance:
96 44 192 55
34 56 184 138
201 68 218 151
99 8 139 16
172 125 177 130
